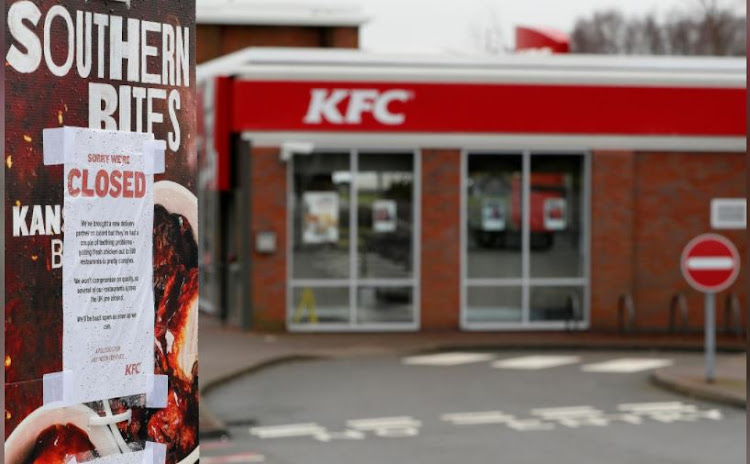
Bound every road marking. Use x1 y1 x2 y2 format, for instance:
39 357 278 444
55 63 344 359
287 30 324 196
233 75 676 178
347 416 422 437
347 417 422 428
201 453 266 464
249 423 327 439
581 358 674 373
402 352 494 366
241 400 724 443
530 406 601 416
686 257 734 270
618 402 697 413
492 355 581 370
441 411 515 425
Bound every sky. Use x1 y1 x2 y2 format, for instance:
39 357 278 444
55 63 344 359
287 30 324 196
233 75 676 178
326 0 746 54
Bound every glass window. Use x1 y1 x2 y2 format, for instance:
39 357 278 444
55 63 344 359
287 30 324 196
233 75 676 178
290 286 350 325
356 153 414 279
463 152 588 329
356 286 414 324
466 286 523 323
292 153 351 279
530 155 584 278
290 151 417 330
530 286 584 322
466 154 523 279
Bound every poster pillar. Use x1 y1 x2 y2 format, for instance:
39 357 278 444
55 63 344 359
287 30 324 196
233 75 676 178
4 0 198 462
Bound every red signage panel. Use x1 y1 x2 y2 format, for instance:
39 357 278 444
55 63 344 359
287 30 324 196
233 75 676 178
681 234 740 293
231 80 746 136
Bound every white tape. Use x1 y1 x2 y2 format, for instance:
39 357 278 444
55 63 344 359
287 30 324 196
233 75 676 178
42 371 168 410
145 442 167 464
143 140 166 174
145 374 169 408
43 126 166 174
42 370 75 408
43 127 77 165
64 443 166 464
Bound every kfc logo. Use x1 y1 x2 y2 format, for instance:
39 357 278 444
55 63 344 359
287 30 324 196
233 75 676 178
125 363 142 375
303 88 412 125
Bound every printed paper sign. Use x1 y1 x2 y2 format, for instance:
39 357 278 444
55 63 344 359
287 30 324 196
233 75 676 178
303 192 339 244
373 200 397 233
482 198 506 231
46 128 160 403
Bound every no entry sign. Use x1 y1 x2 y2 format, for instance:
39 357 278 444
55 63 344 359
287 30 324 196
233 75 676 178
681 233 740 293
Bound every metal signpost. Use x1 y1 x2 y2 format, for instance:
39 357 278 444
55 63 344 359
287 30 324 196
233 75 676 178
680 233 740 383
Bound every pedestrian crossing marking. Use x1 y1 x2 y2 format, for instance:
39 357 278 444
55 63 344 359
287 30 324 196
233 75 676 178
492 355 581 370
402 352 495 366
581 358 674 373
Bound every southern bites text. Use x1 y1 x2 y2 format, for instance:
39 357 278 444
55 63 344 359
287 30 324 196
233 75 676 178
6 1 191 153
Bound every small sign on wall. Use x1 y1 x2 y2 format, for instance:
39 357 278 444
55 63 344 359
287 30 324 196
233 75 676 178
711 198 746 230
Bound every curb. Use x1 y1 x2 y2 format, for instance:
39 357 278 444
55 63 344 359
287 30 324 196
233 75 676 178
649 371 746 409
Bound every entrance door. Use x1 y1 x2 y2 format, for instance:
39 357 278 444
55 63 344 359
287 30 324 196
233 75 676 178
289 150 419 331
462 151 589 329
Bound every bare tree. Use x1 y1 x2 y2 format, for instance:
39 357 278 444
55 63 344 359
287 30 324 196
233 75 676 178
467 3 508 55
571 0 745 56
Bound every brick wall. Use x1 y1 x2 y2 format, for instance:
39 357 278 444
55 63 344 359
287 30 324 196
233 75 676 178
591 151 636 330
591 151 746 331
632 152 746 331
197 25 359 63
249 147 287 330
421 149 461 330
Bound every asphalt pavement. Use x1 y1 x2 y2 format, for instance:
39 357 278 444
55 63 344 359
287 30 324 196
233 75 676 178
202 350 745 464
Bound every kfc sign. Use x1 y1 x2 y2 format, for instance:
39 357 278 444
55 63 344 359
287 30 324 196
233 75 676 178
303 88 413 125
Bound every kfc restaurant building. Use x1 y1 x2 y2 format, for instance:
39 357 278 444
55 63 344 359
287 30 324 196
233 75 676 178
198 48 746 333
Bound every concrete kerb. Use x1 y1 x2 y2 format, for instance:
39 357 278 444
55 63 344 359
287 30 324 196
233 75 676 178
649 370 746 410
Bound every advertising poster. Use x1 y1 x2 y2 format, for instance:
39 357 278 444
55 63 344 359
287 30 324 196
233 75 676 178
4 0 199 463
372 200 397 233
302 192 339 244
481 198 506 231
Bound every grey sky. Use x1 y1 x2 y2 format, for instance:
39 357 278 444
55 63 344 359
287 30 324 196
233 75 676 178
332 0 745 53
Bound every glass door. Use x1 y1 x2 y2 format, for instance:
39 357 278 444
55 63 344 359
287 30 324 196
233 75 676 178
462 151 589 329
289 150 418 331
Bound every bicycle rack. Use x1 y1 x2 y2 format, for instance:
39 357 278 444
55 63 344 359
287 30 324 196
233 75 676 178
669 293 689 333
617 293 635 334
723 293 744 337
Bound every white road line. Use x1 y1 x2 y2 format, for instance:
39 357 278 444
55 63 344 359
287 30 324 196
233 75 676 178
618 402 697 412
441 411 514 425
581 358 674 373
686 257 734 270
402 352 495 366
202 453 266 464
347 417 422 428
531 406 600 417
249 423 326 439
492 355 581 370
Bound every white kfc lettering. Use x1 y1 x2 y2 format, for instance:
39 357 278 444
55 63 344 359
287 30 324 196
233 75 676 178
303 89 411 125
